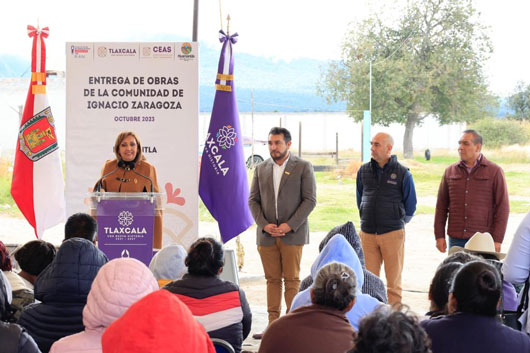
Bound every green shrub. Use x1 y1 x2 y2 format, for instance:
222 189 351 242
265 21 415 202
471 118 530 148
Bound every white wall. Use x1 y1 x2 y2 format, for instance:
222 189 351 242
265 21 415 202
200 112 467 153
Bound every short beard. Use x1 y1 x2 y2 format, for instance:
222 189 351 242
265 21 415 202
271 150 289 162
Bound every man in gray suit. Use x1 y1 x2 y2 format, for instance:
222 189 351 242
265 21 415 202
249 127 316 337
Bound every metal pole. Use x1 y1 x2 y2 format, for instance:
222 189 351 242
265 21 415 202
369 61 372 113
298 121 302 158
18 105 23 124
192 0 199 41
336 132 339 165
251 90 255 167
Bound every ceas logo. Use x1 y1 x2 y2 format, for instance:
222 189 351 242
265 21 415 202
216 125 237 150
117 210 134 227
142 47 151 56
181 42 192 54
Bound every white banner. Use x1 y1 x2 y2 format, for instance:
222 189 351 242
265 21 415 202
66 42 198 248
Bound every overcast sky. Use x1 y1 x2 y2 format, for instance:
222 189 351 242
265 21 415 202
1 0 528 96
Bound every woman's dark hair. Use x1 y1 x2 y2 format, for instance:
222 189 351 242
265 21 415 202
312 262 357 311
350 305 432 353
450 260 501 316
440 251 480 266
185 237 224 277
14 240 57 276
429 262 463 312
0 241 12 271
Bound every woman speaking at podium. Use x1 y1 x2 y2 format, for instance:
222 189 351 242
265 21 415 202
98 131 163 249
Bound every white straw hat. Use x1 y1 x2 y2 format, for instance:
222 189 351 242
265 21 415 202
448 232 505 260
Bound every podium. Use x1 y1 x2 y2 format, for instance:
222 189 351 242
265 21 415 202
89 192 164 266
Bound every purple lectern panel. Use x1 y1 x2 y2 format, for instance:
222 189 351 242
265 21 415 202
97 199 155 266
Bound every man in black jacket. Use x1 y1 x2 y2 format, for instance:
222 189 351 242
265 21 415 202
1 272 41 353
356 132 417 305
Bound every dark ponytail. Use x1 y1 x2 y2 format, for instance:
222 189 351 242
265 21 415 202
451 260 501 316
185 237 224 277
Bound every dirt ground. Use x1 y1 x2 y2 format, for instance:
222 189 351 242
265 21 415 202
0 213 525 352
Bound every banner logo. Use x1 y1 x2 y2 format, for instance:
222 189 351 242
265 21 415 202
70 45 91 58
97 46 108 57
178 43 195 61
216 125 237 150
181 43 192 54
121 249 130 257
18 107 59 162
118 210 134 226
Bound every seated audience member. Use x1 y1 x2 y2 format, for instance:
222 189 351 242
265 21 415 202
149 244 187 288
102 290 215 353
1 240 18 289
291 234 382 330
64 213 97 243
1 271 41 353
349 305 432 353
10 240 57 321
449 231 518 311
259 262 356 353
49 258 158 353
503 211 530 333
18 238 108 353
426 263 463 318
421 261 530 353
14 240 57 288
299 222 387 303
164 237 251 353
439 250 480 266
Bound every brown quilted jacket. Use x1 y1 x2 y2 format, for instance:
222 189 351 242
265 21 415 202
434 155 509 243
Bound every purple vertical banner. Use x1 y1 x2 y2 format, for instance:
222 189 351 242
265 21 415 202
199 30 253 243
97 199 155 266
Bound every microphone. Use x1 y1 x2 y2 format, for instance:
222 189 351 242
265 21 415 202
94 167 120 192
130 168 154 193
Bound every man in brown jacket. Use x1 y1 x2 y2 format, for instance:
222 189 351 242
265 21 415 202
434 130 509 253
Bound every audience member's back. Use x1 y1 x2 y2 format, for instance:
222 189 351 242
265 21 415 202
349 306 431 353
49 258 158 353
1 271 41 353
18 238 108 353
299 222 387 303
102 290 215 353
421 261 530 353
149 244 187 288
64 213 97 243
426 262 462 318
164 237 251 353
9 240 56 321
291 234 382 330
259 262 356 353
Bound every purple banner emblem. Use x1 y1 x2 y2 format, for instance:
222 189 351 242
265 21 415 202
97 199 155 266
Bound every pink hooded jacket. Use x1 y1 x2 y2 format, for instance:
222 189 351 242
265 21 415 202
49 258 158 353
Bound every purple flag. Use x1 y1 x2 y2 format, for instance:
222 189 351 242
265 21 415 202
199 30 253 243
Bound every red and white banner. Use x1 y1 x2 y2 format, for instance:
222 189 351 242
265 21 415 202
11 25 65 238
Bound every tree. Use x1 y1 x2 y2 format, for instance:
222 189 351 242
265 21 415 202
319 0 494 158
507 82 530 120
